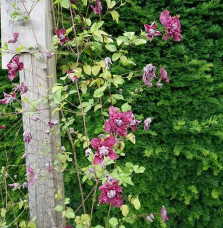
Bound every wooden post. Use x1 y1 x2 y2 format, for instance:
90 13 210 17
1 1 64 227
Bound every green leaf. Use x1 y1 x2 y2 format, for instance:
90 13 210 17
90 21 104 33
109 217 118 226
135 38 147 45
61 0 69 8
82 0 87 6
126 133 136 144
107 0 116 8
120 205 129 217
105 45 117 52
131 197 141 210
92 65 101 76
93 85 107 98
80 81 88 94
121 103 131 112
23 96 29 103
1 208 6 218
112 52 121 61
16 45 25 53
111 11 119 23
94 104 102 112
55 205 63 212
27 222 36 228
133 165 145 173
83 65 91 75
65 208 75 218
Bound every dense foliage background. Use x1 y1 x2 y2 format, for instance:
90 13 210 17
1 0 223 227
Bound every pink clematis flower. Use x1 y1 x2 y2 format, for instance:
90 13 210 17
8 183 20 190
13 82 28 95
7 56 24 81
27 165 41 186
48 119 59 128
0 125 6 129
146 213 154 222
142 64 156 87
91 0 103 15
85 148 92 157
159 66 169 83
161 205 169 222
0 92 16 105
8 33 19 43
144 22 161 42
98 180 123 208
91 135 118 165
105 57 112 69
104 106 129 137
160 10 182 42
67 70 78 82
144 118 153 132
23 132 32 144
126 111 141 131
55 28 70 45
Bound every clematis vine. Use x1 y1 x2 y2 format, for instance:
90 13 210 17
0 92 16 105
91 135 118 165
144 22 161 42
104 106 129 137
7 56 24 81
161 205 169 222
8 32 19 43
26 165 41 186
98 180 123 208
142 64 156 87
55 28 70 45
160 10 182 42
91 0 103 15
13 82 28 95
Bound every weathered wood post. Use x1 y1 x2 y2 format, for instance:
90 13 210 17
1 1 64 227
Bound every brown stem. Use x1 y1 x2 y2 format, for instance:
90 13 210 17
99 97 106 124
89 180 99 228
106 203 112 228
60 110 86 214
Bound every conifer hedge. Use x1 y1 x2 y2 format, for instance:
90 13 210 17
1 0 223 227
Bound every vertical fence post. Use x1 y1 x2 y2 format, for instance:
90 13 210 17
1 1 64 227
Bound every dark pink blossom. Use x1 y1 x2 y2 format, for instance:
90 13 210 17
0 92 16 105
67 70 78 82
27 165 41 186
23 132 32 144
98 180 123 208
7 56 24 81
8 33 19 43
159 66 169 83
91 0 103 15
48 119 59 128
8 183 19 190
65 226 73 228
142 64 156 87
104 106 129 137
144 22 161 42
126 111 141 131
0 125 6 129
55 28 70 45
144 118 153 132
91 135 118 165
161 206 169 222
160 10 182 42
13 82 28 95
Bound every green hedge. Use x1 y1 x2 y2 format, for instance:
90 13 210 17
1 0 223 227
